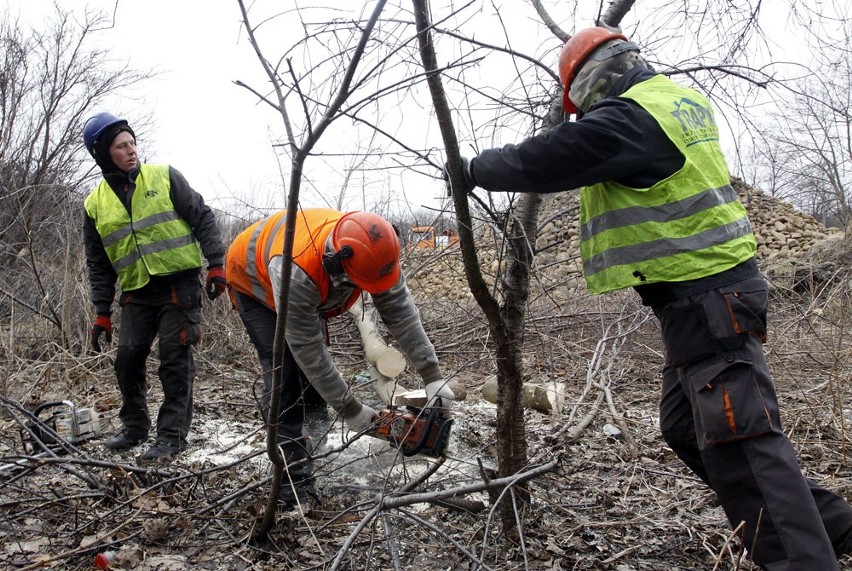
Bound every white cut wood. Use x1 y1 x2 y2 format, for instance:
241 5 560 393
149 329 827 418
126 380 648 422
480 377 565 414
368 365 411 405
348 298 407 377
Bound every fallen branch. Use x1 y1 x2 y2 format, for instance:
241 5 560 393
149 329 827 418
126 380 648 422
329 459 559 570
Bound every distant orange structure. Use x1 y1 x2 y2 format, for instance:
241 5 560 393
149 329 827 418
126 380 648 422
407 226 459 249
408 226 435 249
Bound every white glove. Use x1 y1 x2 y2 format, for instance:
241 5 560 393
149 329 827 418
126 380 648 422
344 404 378 433
425 380 455 411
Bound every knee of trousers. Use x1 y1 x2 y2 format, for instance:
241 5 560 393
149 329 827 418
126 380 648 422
114 345 150 375
661 421 699 456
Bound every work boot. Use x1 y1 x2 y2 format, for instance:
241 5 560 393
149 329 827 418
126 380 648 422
104 429 147 451
137 440 185 463
279 474 320 511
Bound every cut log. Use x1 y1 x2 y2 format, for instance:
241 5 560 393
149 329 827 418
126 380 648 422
348 298 406 377
368 365 410 405
481 377 564 414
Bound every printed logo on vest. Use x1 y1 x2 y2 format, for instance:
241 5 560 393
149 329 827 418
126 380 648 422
670 97 719 147
145 189 159 198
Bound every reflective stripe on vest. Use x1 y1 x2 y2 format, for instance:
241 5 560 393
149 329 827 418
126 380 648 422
225 208 362 316
84 164 202 291
579 75 755 294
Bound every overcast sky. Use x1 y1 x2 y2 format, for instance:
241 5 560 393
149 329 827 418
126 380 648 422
7 0 831 219
9 0 302 215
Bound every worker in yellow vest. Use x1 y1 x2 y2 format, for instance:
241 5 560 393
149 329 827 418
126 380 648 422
445 27 852 570
226 208 452 508
82 113 226 463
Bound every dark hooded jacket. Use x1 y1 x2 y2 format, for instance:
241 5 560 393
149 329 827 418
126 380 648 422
83 136 225 315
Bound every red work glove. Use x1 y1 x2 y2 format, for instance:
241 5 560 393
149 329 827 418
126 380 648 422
90 315 112 353
205 266 227 300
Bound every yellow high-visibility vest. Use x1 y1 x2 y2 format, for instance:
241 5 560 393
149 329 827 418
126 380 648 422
84 164 202 291
580 75 756 294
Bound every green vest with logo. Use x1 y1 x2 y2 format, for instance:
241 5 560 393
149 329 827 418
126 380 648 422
84 164 202 292
579 75 756 294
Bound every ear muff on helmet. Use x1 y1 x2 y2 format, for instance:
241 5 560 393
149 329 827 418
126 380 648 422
330 212 401 294
558 27 629 114
321 245 354 277
83 112 129 158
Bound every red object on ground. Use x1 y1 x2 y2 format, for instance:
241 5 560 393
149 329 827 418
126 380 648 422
94 550 116 569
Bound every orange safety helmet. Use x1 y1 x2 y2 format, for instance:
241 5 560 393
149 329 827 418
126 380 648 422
330 212 401 294
558 27 628 114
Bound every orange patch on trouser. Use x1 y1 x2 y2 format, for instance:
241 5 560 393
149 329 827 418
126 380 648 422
722 384 736 435
725 292 767 342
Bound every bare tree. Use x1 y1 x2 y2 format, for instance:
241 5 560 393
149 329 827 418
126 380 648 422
0 5 149 354
413 0 641 535
235 0 404 541
751 8 852 227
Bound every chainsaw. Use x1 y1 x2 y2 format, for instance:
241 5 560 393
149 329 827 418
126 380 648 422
20 400 103 454
370 405 453 458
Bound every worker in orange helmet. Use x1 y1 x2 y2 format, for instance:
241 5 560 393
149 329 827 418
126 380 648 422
445 26 852 570
225 208 452 508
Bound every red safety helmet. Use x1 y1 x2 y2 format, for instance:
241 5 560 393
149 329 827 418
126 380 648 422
331 212 400 294
558 27 628 114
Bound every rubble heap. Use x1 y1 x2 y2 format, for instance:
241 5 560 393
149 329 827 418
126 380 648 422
733 178 842 262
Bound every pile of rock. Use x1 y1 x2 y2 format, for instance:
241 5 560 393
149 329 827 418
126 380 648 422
733 177 842 262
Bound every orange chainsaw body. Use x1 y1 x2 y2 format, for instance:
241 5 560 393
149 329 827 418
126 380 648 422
371 406 453 457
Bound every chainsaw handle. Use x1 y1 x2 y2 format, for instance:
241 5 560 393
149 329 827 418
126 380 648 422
400 406 440 457
32 400 76 418
31 401 80 434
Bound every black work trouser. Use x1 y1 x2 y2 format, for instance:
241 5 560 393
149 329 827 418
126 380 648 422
655 275 852 570
233 292 326 481
114 275 201 447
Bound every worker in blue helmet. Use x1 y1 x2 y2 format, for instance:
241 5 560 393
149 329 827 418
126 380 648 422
81 112 226 463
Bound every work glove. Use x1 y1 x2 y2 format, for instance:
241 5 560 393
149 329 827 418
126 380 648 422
205 266 227 300
90 315 112 353
425 380 455 413
344 403 378 433
442 156 477 197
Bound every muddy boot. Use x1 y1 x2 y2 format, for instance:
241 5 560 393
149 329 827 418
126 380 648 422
104 429 147 451
137 440 185 464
